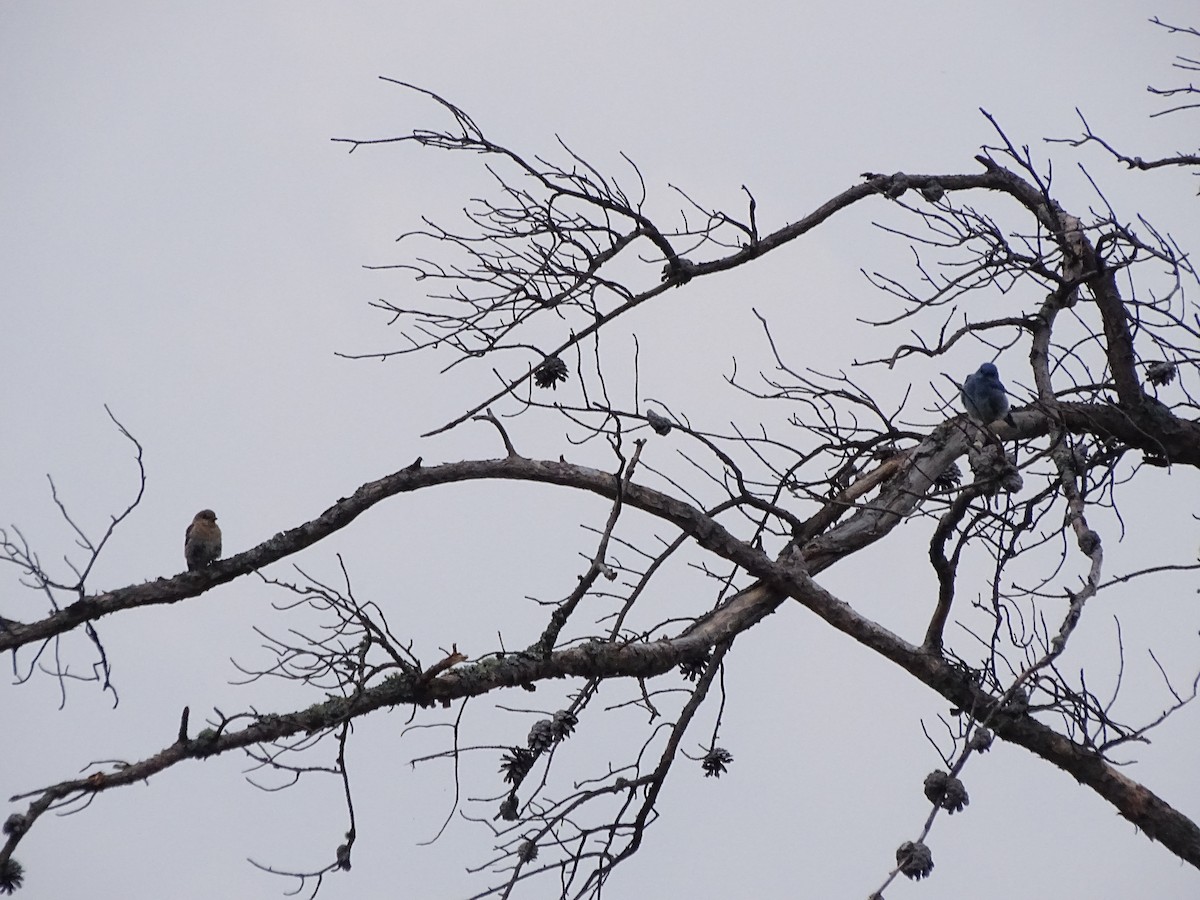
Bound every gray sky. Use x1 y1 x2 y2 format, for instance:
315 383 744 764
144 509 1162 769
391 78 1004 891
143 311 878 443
3 3 1198 898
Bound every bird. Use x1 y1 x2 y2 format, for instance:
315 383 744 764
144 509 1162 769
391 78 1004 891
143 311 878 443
185 509 222 571
961 363 1016 428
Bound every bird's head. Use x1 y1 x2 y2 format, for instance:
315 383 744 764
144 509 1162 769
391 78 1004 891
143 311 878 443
195 509 217 522
978 363 1000 379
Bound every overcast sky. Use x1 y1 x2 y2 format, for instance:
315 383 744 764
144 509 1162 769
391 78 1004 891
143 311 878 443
3 3 1199 899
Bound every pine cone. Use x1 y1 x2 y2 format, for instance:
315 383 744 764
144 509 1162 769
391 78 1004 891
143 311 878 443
527 719 554 754
968 728 993 753
0 858 24 895
896 841 934 880
551 710 578 741
534 356 569 389
1 815 26 837
924 770 969 814
518 840 538 863
679 651 711 682
942 777 969 814
495 795 519 821
935 462 962 490
702 747 734 778
923 770 949 804
646 410 673 435
1146 361 1177 386
919 181 945 202
500 747 537 787
1004 687 1030 715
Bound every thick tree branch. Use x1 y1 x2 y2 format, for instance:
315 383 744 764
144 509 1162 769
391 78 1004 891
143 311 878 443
0 455 768 653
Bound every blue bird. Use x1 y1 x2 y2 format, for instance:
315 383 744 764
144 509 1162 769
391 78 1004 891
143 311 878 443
961 363 1016 428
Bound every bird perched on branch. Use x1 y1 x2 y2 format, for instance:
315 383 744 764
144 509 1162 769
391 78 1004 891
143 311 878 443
961 363 1016 428
185 509 222 571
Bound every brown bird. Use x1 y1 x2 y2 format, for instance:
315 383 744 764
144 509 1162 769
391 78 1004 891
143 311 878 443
185 509 222 571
